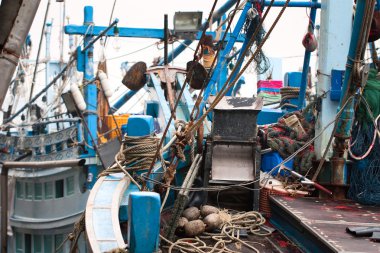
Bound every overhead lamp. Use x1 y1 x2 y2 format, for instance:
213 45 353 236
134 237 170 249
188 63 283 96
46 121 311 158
173 12 202 40
113 26 121 51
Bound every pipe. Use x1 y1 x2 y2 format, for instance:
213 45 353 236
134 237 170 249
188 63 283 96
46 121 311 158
158 0 239 66
335 0 374 140
1 164 8 253
264 0 321 8
0 0 41 109
1 159 86 169
164 14 168 65
9 117 80 127
297 0 318 109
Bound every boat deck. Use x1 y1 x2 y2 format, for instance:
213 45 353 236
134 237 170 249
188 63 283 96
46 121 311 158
269 196 380 253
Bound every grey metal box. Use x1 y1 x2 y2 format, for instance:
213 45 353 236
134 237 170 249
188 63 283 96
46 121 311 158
211 97 263 142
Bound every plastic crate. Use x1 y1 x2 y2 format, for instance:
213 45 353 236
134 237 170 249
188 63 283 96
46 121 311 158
104 115 129 139
257 80 283 89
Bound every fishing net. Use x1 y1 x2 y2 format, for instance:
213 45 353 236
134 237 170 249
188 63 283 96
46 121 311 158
348 158 380 205
356 68 380 127
348 68 380 205
259 111 315 174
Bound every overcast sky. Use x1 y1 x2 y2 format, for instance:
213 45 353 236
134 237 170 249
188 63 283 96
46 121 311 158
24 0 317 113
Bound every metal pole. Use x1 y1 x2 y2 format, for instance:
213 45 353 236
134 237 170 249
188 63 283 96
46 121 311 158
2 159 85 169
109 90 137 113
0 165 8 253
263 0 321 8
28 0 51 106
0 0 41 108
297 0 318 109
4 12 117 124
45 20 53 132
83 6 99 189
164 14 168 66
3 57 75 124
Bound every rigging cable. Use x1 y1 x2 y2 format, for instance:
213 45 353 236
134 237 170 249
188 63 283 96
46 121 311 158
190 0 244 121
142 0 221 188
188 0 289 134
28 0 51 115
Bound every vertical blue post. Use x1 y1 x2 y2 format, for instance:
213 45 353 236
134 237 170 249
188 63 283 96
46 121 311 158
83 6 98 188
297 0 318 109
217 14 228 93
335 0 367 139
128 192 161 253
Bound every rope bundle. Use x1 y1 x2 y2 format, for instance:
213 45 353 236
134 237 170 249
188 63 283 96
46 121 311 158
99 135 159 177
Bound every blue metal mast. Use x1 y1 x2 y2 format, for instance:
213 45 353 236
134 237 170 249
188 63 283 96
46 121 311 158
297 0 318 109
83 6 98 188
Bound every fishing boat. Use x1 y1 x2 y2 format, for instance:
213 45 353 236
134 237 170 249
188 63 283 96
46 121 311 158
1 0 380 253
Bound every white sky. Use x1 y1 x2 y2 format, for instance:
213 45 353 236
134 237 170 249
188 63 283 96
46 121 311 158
22 0 318 114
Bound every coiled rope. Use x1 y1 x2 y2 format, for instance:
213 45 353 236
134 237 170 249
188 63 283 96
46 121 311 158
99 135 159 177
161 210 269 253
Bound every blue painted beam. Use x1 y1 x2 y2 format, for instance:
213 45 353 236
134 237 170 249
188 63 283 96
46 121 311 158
65 25 245 42
109 90 137 113
264 1 321 8
297 0 318 109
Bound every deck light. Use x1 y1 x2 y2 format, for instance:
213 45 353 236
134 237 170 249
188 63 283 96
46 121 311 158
173 12 202 39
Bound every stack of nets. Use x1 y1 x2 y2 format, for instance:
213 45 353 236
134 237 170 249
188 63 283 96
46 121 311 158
259 111 315 174
257 80 282 105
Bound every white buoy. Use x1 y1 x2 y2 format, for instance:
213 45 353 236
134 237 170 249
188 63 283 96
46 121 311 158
70 83 86 111
98 70 113 97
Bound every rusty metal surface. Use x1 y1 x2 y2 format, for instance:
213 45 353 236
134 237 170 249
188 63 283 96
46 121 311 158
147 66 187 84
331 157 345 185
270 196 380 252
213 96 263 111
